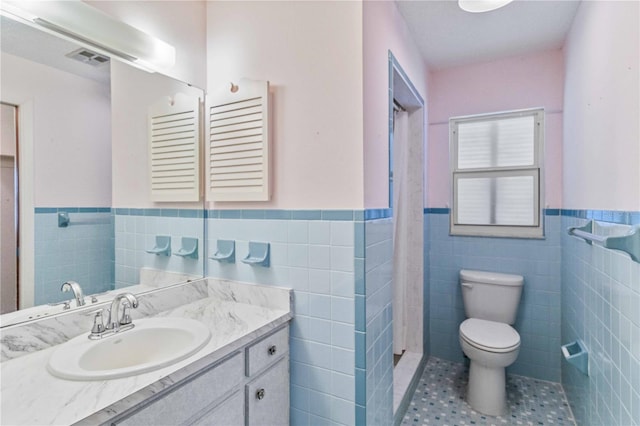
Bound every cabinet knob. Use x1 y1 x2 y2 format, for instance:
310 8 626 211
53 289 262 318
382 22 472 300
268 345 277 356
256 388 266 400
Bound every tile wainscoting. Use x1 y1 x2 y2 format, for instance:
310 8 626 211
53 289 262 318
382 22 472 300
34 207 114 304
31 206 640 425
426 209 563 382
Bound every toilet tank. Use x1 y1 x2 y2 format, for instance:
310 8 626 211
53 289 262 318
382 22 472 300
460 269 523 324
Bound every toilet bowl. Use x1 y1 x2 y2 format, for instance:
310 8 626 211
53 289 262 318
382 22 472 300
459 318 520 416
458 270 524 416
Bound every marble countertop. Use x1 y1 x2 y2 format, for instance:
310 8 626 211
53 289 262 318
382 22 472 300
0 268 198 329
1 283 292 425
0 283 156 328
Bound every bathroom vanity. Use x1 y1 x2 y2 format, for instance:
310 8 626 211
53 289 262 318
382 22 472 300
0 279 292 425
108 326 289 426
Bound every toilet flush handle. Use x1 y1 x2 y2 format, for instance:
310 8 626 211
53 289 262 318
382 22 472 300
462 283 473 289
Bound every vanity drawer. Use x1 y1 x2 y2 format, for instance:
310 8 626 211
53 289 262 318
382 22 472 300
245 356 289 426
189 390 244 426
245 326 288 377
116 352 244 426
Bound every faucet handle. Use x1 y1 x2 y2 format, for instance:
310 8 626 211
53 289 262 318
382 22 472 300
106 307 118 330
120 302 133 325
89 309 105 338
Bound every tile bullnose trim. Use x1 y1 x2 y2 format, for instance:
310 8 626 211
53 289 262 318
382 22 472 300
424 207 450 214
35 207 112 214
561 209 640 225
364 209 393 220
424 207 640 221
203 209 387 221
111 208 202 218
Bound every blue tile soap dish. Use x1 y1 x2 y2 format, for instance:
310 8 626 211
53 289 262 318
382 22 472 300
561 340 589 376
210 239 235 263
146 235 171 256
174 237 198 259
242 241 270 267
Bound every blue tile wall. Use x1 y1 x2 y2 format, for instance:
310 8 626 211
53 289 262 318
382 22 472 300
561 209 640 225
205 213 356 426
355 215 366 426
561 214 640 426
425 207 640 425
427 210 563 382
34 208 114 304
205 209 421 425
353 212 430 426
423 214 431 358
114 209 203 288
41 205 640 425
361 218 394 426
36 206 367 426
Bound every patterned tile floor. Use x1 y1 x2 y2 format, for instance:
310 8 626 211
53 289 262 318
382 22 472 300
400 357 576 426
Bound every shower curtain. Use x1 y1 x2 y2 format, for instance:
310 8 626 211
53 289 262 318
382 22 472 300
392 109 409 356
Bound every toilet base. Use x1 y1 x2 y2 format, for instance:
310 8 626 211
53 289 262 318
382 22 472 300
466 361 507 416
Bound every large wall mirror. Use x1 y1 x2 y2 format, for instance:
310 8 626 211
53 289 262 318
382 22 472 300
0 14 205 325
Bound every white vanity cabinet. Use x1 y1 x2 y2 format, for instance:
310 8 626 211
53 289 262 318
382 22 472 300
246 358 289 426
110 326 289 426
190 390 244 426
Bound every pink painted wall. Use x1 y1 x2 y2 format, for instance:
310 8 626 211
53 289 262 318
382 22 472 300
85 0 208 209
86 0 206 88
563 0 639 211
427 49 564 208
1 53 111 207
110 60 204 208
363 1 429 208
206 1 364 209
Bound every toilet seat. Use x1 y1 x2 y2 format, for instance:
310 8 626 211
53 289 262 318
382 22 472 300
459 318 520 353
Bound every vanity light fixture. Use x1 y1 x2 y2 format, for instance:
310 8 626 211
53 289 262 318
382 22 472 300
0 0 175 73
458 0 514 13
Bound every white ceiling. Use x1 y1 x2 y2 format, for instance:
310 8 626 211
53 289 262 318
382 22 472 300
1 1 580 83
396 0 581 70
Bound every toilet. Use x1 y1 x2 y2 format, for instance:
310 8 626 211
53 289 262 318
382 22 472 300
458 269 523 416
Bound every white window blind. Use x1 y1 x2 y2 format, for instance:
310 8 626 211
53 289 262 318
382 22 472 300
206 79 270 202
148 93 201 202
457 115 535 169
450 109 544 238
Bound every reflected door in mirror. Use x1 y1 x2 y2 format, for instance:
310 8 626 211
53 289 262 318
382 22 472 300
1 103 18 314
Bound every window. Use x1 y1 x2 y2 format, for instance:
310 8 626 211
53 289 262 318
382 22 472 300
450 108 544 238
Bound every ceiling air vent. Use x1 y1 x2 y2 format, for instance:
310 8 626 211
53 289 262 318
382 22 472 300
66 48 110 67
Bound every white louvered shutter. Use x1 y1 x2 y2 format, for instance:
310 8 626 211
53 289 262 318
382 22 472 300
207 79 270 202
148 93 201 202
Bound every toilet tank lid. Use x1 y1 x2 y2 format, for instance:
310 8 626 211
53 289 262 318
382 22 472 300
460 269 523 286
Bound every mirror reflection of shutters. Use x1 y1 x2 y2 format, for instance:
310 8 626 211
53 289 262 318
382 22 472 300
148 93 201 202
207 79 270 202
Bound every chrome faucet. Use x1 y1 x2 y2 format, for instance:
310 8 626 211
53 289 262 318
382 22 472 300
89 292 139 340
61 281 85 307
106 292 139 332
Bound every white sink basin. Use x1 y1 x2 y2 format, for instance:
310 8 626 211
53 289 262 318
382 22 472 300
47 318 211 380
